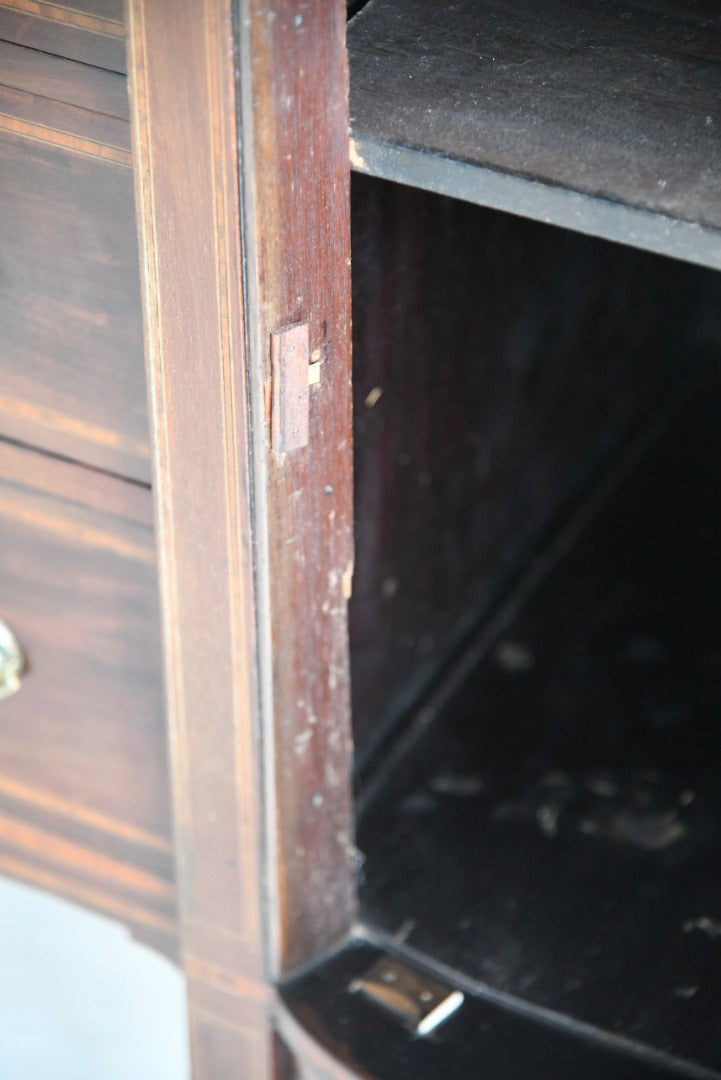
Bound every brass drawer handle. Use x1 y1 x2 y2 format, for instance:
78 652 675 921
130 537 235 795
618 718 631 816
0 618 24 701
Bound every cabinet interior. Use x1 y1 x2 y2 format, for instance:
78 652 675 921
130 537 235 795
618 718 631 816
348 0 721 269
349 172 721 1070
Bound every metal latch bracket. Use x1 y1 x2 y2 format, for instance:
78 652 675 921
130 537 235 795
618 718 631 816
350 954 464 1036
271 322 311 453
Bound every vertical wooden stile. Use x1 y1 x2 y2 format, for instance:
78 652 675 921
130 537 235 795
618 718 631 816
125 0 354 1073
237 0 356 975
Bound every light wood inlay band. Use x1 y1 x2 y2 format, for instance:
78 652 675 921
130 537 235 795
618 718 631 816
0 0 123 37
0 111 131 164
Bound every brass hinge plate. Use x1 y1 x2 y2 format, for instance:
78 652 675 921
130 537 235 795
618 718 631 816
350 955 464 1036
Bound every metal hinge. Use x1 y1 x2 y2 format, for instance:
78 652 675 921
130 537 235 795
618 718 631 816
350 954 464 1036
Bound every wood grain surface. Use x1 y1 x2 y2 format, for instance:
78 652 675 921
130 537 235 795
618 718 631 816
129 0 356 989
0 83 131 157
0 106 149 480
0 1 126 72
127 0 266 1011
0 38 128 117
0 439 175 948
239 0 356 976
128 0 355 1071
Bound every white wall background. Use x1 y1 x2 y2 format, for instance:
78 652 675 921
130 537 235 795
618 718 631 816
0 876 189 1080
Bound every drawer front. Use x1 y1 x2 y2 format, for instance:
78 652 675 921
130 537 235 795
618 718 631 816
0 33 150 483
0 442 175 949
0 1 126 72
0 38 128 114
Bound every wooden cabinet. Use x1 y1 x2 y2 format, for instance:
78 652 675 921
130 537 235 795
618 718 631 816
4 0 721 1077
0 442 171 942
0 5 149 481
328 4 721 1076
0 0 172 959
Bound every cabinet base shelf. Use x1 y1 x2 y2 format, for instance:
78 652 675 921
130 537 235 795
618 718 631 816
357 373 721 1073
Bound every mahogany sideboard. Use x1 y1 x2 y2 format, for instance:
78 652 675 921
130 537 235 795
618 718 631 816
0 0 354 1073
3 1 721 1077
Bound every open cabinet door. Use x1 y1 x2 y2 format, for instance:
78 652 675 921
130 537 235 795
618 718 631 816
125 0 356 1075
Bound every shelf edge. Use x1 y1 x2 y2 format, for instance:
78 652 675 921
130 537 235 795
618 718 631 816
349 135 721 271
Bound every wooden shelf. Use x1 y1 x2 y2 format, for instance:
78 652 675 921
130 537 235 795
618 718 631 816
348 0 721 269
282 939 695 1079
357 372 721 1074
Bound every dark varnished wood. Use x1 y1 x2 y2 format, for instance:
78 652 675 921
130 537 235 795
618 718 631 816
127 0 290 1072
0 84 131 155
127 0 355 1071
14 0 125 20
0 39 129 118
350 174 721 761
275 1000 362 1080
281 940 701 1080
0 1 126 72
348 0 721 269
0 439 175 951
358 374 721 1072
239 0 356 974
65 0 123 16
0 110 149 480
127 0 266 1005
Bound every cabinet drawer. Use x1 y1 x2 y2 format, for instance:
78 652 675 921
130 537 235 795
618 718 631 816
0 39 149 483
0 1 126 73
0 38 128 115
0 441 175 950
